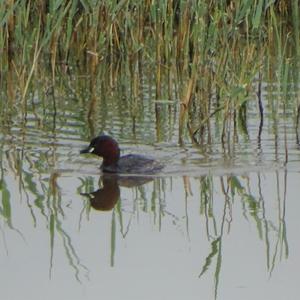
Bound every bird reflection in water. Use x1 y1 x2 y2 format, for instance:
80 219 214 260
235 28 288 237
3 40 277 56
81 175 153 211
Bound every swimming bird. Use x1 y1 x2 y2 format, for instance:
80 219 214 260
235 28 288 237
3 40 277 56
80 135 163 174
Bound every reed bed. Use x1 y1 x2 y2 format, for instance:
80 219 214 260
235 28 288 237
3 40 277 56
0 0 299 143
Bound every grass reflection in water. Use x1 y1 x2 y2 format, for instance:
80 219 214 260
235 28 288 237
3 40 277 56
0 1 298 298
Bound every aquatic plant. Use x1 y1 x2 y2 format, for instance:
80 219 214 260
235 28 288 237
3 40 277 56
0 0 299 145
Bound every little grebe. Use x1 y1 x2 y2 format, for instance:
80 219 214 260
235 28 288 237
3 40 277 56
80 135 163 174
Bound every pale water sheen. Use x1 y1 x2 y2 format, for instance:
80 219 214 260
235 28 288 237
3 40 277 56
0 82 300 300
0 168 299 300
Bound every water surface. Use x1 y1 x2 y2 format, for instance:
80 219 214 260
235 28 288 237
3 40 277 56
0 76 299 300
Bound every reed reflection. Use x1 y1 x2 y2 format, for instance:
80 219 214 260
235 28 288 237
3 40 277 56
0 140 292 298
197 172 289 300
79 172 290 299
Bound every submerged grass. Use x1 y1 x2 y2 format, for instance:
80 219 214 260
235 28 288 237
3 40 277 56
0 0 299 144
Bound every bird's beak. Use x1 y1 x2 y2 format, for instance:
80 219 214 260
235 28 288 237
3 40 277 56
80 146 94 154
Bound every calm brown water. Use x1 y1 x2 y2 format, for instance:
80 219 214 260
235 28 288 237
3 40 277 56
0 75 300 300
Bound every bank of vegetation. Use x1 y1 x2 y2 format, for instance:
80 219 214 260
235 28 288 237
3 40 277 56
1 1 299 142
